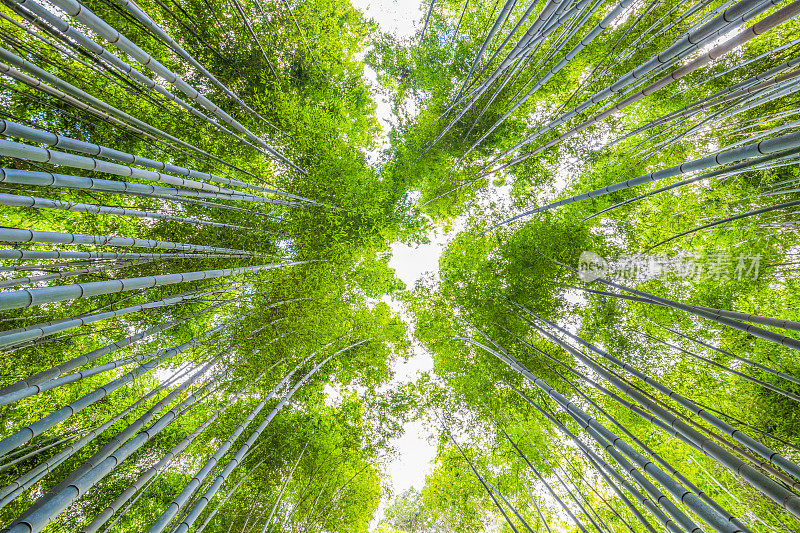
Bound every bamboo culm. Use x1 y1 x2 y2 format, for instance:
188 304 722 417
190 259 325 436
0 118 312 201
517 305 800 517
14 357 228 525
489 129 800 230
113 0 282 132
0 249 245 261
0 363 194 511
45 0 298 171
149 350 338 533
0 319 233 457
0 262 300 312
507 384 679 533
4 0 301 186
0 192 253 230
7 365 229 533
78 371 268 533
0 47 240 172
0 290 227 352
479 1 800 209
0 139 304 205
3 0 260 166
458 333 729 533
447 430 521 533
496 0 779 161
0 259 151 289
259 444 308 533
0 227 252 256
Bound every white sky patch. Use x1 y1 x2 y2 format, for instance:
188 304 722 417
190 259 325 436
351 0 420 40
609 0 644 29
371 216 468 525
477 180 514 214
389 216 466 288
384 418 436 485
381 312 436 498
353 0 423 165
360 61 394 165
366 217 466 526
364 64 393 131
388 237 446 287
371 293 437 526
347 1 455 527
350 294 438 507
360 61 422 165
154 361 195 386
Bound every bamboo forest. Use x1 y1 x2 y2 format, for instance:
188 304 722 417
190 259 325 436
2 0 800 530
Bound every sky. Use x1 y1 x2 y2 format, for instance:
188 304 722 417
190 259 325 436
346 0 444 523
350 0 420 41
341 2 521 520
367 238 445 525
343 0 521 524
353 0 419 165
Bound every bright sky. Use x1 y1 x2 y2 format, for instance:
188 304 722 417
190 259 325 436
368 213 472 525
350 5 518 516
369 236 453 522
364 301 433 529
351 0 420 41
346 0 446 523
353 0 420 165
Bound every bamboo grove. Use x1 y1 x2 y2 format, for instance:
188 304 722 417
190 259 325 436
1 0 800 530
380 0 800 531
0 0 413 530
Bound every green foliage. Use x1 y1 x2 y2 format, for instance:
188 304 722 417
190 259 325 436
3 0 800 531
